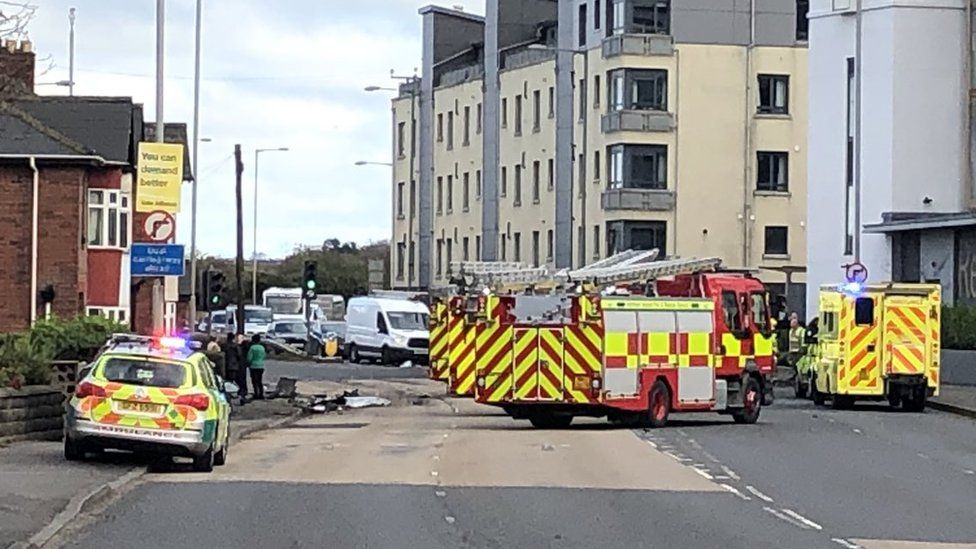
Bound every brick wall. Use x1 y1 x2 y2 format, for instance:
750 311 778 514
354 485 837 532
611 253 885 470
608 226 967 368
0 163 87 332
0 40 35 97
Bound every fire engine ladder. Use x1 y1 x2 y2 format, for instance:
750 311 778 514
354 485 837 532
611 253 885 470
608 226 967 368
567 256 724 287
451 261 555 292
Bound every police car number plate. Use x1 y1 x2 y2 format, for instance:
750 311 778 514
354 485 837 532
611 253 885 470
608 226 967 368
119 401 164 414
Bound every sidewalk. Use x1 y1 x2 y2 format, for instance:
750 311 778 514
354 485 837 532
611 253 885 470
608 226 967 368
931 384 976 419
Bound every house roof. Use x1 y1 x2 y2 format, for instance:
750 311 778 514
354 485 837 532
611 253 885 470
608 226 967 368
0 103 90 156
862 212 976 233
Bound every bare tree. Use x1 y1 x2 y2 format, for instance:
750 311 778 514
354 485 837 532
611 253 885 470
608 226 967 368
0 1 36 40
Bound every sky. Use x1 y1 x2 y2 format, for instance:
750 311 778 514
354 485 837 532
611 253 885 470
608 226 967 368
23 0 484 258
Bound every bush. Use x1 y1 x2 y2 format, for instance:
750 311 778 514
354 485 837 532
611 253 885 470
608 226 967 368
29 315 129 362
0 333 53 388
942 305 976 350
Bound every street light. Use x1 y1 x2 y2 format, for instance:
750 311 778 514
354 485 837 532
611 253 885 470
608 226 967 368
355 160 394 167
252 146 290 304
364 86 396 92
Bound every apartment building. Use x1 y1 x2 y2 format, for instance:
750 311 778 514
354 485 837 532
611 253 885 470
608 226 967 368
391 0 809 312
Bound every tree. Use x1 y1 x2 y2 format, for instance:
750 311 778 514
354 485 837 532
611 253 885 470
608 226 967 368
0 2 35 39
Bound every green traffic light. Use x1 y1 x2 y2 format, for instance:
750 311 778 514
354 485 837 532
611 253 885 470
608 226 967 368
306 280 317 290
211 296 220 304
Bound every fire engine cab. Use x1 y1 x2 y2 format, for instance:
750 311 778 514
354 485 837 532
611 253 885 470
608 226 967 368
454 252 776 428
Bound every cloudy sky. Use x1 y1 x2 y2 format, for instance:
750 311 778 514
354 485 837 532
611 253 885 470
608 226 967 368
25 0 483 258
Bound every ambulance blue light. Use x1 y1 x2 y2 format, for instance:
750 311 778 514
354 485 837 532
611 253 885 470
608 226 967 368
842 282 863 295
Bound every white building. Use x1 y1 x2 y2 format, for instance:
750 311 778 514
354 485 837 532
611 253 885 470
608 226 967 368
806 0 972 313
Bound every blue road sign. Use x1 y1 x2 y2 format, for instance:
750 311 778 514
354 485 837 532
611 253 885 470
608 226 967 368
131 244 185 277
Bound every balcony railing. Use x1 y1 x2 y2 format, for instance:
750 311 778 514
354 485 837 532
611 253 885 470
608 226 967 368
602 34 674 58
602 188 675 212
602 110 675 133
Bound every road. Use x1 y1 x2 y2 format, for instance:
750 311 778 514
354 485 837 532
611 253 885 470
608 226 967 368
264 359 428 383
56 364 976 549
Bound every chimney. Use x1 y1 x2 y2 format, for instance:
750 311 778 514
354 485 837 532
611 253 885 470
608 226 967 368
0 39 37 97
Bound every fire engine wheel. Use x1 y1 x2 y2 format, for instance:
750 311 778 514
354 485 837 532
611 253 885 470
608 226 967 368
647 380 671 429
733 376 762 425
528 413 573 429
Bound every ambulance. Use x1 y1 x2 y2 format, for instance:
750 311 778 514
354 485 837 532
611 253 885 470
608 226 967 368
809 283 941 411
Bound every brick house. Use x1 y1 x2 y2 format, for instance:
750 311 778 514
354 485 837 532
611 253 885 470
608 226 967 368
0 39 192 334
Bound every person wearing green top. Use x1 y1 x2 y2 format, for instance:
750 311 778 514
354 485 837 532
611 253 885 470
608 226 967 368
246 334 267 400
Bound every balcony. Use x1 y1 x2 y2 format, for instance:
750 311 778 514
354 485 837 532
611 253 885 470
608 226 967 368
602 188 675 212
602 110 674 133
602 34 674 58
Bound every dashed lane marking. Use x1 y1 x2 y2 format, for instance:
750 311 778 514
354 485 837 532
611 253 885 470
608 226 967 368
721 466 741 480
781 509 824 530
746 485 774 503
692 468 714 480
645 440 658 449
831 538 863 549
435 490 447 498
719 483 752 501
763 506 810 530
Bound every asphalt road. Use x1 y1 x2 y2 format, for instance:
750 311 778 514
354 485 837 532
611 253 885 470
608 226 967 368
59 390 976 549
264 359 428 383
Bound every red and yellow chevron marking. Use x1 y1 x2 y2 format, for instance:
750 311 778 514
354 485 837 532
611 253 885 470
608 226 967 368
563 322 602 403
513 328 539 400
449 320 478 397
428 302 450 382
536 328 564 401
475 320 514 403
843 298 882 393
87 383 198 430
883 305 927 377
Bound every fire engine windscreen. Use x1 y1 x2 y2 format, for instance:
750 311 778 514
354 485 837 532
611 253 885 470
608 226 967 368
512 295 572 324
101 358 187 388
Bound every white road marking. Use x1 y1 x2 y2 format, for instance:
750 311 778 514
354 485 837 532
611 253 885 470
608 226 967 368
781 509 824 531
964 470 975 475
435 490 447 498
763 506 809 529
693 463 707 468
852 428 862 434
713 475 731 481
444 516 456 524
692 468 714 480
645 440 658 449
917 452 930 459
719 484 752 501
720 466 741 480
831 538 863 549
746 485 774 503
664 451 691 463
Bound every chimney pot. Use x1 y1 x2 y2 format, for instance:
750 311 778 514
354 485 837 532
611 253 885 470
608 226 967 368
4 39 16 53
19 40 32 53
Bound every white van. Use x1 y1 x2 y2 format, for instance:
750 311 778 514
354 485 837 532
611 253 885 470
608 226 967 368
345 297 430 365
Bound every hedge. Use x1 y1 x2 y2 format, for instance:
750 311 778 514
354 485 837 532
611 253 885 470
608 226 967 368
942 305 976 351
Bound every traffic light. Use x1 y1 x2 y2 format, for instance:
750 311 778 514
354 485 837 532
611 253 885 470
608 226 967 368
206 269 225 311
303 260 318 298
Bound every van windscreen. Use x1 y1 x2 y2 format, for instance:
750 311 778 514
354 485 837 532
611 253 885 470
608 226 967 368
387 312 429 330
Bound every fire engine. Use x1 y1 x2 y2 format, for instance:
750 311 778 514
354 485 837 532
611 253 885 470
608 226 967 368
454 251 776 428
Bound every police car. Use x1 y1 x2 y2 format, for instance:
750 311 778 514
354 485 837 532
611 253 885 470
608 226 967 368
64 335 231 472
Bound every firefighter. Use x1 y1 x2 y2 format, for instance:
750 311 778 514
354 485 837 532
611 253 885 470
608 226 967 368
788 315 805 366
794 317 819 399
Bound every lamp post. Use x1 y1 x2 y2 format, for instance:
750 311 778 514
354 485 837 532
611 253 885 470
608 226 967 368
188 0 203 325
355 161 394 167
528 44 588 267
367 74 419 289
252 147 289 304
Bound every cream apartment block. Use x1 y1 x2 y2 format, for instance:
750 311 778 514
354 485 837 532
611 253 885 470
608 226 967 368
391 0 810 313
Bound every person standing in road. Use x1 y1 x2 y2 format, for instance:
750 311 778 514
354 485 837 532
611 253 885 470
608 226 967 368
236 334 250 401
223 334 242 403
246 334 267 400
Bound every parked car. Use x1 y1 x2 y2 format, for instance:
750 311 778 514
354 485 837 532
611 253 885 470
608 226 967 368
345 297 429 365
196 310 227 334
64 334 231 472
268 320 309 347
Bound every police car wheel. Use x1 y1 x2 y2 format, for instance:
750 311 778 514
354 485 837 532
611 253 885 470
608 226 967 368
193 446 215 473
64 437 85 462
214 428 229 467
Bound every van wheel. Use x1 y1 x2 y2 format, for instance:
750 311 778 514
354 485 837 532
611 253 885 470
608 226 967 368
193 446 215 473
733 376 762 424
646 379 671 428
348 344 361 364
381 346 392 366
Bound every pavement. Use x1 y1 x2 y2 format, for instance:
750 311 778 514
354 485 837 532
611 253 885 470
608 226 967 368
931 385 976 418
54 386 976 549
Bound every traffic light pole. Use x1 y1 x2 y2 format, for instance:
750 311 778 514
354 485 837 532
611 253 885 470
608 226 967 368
234 144 245 336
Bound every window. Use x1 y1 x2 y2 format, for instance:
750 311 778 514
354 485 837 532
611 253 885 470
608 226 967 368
855 297 874 326
501 166 508 197
592 225 602 259
532 90 541 132
436 176 443 214
463 172 470 211
532 231 541 267
633 0 671 34
410 118 417 158
396 182 404 217
579 78 586 121
577 226 585 268
501 234 507 261
475 235 481 261
476 170 482 199
796 0 809 41
397 122 406 158
446 175 454 213
87 190 130 249
610 0 625 35
436 239 443 277
722 291 743 331
579 4 588 47
463 106 471 146
463 237 470 261
845 57 856 255
757 152 789 192
409 180 416 216
87 307 128 324
595 0 602 29
594 74 601 108
447 111 454 150
548 86 555 118
408 242 415 280
396 242 405 279
758 74 789 115
546 230 554 260
446 238 453 270
532 161 541 202
578 153 585 195
609 69 667 112
547 158 555 190
606 220 667 256
764 226 789 256
501 98 508 128
514 95 523 135
608 144 667 189
437 113 444 142
514 232 522 262
594 150 601 180
476 103 483 134
514 165 523 206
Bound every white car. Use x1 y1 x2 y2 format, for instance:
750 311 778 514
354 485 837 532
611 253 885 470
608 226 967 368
224 305 274 336
345 297 429 365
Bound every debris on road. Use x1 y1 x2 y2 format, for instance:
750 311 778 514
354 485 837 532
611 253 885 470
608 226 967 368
345 396 391 409
300 389 389 413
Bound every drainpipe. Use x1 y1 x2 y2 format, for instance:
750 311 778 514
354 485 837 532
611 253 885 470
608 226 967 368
968 0 975 206
742 0 756 266
30 156 39 326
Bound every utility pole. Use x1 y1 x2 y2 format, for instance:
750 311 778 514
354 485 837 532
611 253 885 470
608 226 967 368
188 0 202 326
151 0 166 334
234 144 245 335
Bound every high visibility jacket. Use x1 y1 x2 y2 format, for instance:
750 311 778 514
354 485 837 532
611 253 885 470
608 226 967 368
789 326 805 353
